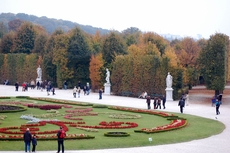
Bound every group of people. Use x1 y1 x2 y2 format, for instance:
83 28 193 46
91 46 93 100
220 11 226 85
146 95 166 110
23 128 37 153
23 126 65 153
72 81 91 98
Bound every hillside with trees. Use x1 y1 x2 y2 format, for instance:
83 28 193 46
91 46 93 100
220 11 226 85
0 13 110 34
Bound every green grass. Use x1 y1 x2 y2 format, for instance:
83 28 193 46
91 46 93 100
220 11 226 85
0 98 225 151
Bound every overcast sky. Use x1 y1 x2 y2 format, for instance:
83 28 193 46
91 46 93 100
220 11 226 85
1 0 230 38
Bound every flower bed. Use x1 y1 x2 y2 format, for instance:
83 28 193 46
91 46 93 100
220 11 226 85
0 105 27 113
104 132 130 137
135 119 188 133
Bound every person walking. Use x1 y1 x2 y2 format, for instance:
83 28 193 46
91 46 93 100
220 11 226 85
99 88 103 100
15 82 19 91
156 97 161 109
63 81 67 90
73 86 77 98
146 96 151 109
23 128 32 153
32 134 37 152
77 87 81 98
57 126 66 153
162 95 166 109
178 97 185 113
153 97 157 109
216 98 220 115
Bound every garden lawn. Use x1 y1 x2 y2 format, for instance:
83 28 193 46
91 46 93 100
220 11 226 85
0 98 225 151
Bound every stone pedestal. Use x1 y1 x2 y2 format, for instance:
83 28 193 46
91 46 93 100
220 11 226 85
165 87 173 101
36 77 42 84
104 83 111 95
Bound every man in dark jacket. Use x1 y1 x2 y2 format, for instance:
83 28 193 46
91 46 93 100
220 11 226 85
23 128 32 153
57 126 66 153
178 97 185 113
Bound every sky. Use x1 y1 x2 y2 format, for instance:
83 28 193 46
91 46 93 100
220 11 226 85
1 0 230 39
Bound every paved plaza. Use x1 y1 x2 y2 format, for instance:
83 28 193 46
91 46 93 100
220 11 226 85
0 85 229 153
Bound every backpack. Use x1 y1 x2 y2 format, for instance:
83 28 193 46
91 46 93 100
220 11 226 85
59 130 66 138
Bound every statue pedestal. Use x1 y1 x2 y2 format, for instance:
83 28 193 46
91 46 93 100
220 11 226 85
104 83 111 95
165 87 173 101
36 77 42 84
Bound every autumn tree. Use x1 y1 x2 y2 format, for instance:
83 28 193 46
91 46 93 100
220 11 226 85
53 34 73 88
178 37 200 67
8 19 24 31
13 22 36 53
32 25 48 55
141 32 168 56
198 33 229 95
89 53 104 91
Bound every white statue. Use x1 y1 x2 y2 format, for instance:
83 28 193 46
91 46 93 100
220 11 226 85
37 65 42 79
166 72 172 88
105 68 110 83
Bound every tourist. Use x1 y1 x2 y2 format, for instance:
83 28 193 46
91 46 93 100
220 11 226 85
57 126 66 153
63 80 67 90
32 134 37 152
216 98 220 115
178 97 185 113
153 97 157 109
15 82 19 91
77 87 81 98
156 97 161 109
23 128 32 153
73 86 77 98
162 95 166 109
30 80 35 89
99 88 103 99
146 95 151 109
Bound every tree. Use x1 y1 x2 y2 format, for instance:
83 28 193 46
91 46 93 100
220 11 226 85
42 29 64 84
122 27 141 46
8 19 24 31
32 25 48 55
102 32 126 68
0 31 14 53
13 22 36 53
89 53 104 91
0 22 8 39
141 32 168 56
198 33 229 95
178 37 200 67
67 27 91 86
53 34 73 88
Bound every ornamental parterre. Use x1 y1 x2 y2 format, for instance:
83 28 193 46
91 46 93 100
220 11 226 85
0 99 188 140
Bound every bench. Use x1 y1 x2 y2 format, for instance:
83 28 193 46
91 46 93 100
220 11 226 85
150 94 163 99
121 92 133 97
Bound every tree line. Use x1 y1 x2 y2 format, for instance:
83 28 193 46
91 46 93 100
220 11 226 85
0 21 229 100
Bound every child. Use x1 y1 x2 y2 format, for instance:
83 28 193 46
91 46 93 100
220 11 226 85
32 134 37 152
52 87 55 95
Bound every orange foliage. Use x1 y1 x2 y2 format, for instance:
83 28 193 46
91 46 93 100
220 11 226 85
89 54 104 91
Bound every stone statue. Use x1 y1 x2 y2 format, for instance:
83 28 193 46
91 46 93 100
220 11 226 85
166 72 172 88
37 65 42 79
105 68 110 83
